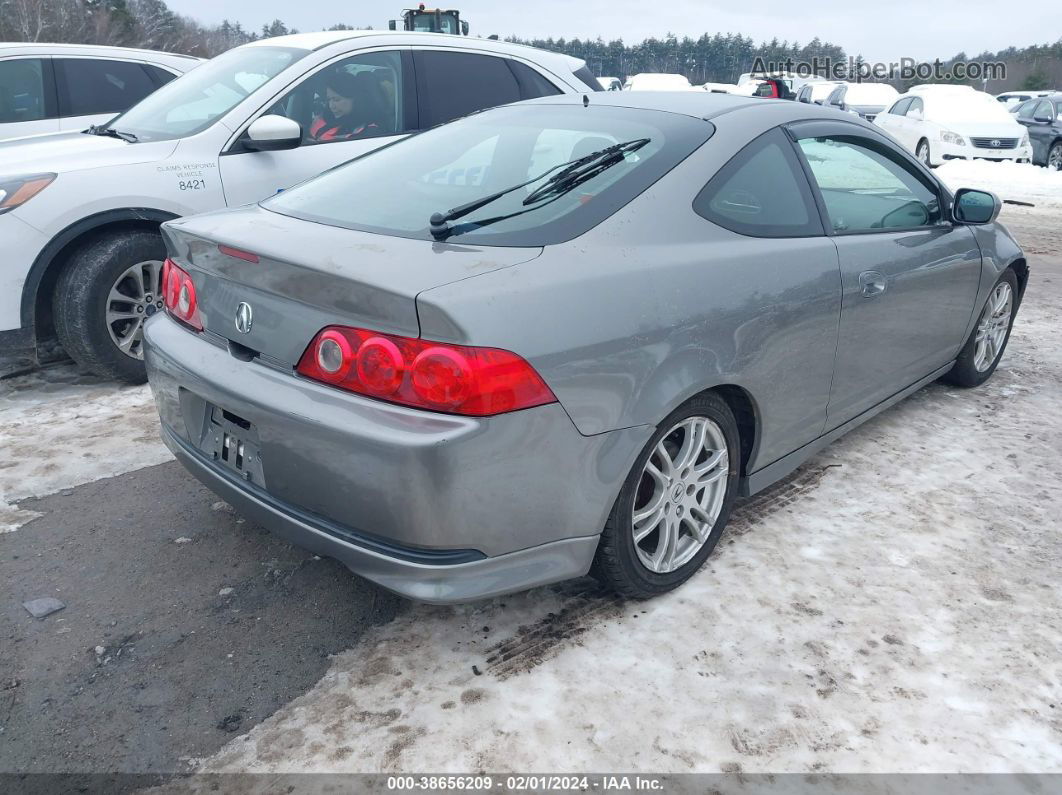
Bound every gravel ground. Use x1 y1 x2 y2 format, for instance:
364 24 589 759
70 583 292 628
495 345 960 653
0 206 1059 780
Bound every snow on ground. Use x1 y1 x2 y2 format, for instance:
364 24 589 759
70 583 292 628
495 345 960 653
0 364 172 532
937 160 1062 209
197 235 1062 773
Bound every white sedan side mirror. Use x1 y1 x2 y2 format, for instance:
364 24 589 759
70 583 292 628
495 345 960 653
245 114 302 152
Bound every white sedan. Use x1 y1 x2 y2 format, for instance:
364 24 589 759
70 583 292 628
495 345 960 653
874 85 1032 167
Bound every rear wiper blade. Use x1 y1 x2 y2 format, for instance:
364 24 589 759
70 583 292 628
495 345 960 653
85 124 138 142
429 138 650 241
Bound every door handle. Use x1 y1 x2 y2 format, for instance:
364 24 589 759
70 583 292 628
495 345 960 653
859 271 887 298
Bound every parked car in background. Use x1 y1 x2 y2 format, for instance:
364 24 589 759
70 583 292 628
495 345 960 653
0 43 200 141
824 82 898 121
1013 93 1062 169
0 31 599 381
996 89 1055 107
796 80 842 104
874 85 1032 166
752 78 796 100
597 76 622 91
700 81 738 94
624 73 695 91
144 92 1025 603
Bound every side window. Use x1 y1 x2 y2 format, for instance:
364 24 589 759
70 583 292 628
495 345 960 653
906 97 924 117
694 128 822 238
888 98 911 116
797 135 942 233
144 65 178 88
1017 101 1037 120
55 59 158 116
826 87 844 106
415 51 522 128
1034 100 1053 120
0 58 49 123
508 61 562 99
267 50 409 144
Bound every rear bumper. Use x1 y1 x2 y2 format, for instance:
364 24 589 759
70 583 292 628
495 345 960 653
144 314 651 602
161 424 599 603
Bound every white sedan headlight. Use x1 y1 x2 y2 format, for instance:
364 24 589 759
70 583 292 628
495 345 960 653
1021 132 1030 147
0 173 56 215
940 130 966 146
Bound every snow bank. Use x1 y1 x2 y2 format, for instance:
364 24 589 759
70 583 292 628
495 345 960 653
937 160 1062 209
0 364 172 532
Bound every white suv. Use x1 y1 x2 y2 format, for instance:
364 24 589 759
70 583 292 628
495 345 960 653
0 43 201 141
0 31 598 380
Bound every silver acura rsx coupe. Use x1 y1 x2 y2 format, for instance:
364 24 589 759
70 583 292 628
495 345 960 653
144 92 1027 603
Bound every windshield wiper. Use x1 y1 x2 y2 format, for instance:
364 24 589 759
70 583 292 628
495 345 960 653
85 124 138 143
428 138 650 241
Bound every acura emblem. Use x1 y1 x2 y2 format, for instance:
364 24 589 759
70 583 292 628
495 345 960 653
991 139 1000 148
234 302 253 334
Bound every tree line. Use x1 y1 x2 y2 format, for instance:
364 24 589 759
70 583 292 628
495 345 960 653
2 0 1060 91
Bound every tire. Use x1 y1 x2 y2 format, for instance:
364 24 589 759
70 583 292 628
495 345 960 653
1049 142 1062 172
592 392 740 599
53 229 166 383
941 268 1019 388
916 139 932 167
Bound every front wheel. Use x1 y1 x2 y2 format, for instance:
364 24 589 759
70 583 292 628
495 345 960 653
941 269 1018 388
1049 142 1062 172
592 393 739 598
53 229 166 383
916 139 932 167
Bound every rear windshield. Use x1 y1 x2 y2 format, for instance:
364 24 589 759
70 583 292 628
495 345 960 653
263 104 713 246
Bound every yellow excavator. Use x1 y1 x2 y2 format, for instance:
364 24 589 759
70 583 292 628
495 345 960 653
389 5 470 35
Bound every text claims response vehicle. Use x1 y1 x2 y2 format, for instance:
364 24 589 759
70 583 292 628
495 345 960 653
144 93 1027 604
0 42 200 141
0 31 598 381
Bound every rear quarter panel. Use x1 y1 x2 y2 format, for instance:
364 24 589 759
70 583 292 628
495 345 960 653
418 105 844 472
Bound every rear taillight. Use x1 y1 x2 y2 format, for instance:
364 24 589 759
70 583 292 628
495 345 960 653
162 258 203 331
296 326 556 416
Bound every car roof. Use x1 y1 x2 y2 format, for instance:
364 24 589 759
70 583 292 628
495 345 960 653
0 42 201 63
518 90 846 122
243 30 586 71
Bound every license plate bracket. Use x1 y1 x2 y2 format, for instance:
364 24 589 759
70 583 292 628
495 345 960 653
203 405 266 485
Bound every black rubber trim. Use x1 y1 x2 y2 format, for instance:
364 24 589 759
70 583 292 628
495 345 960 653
167 428 486 565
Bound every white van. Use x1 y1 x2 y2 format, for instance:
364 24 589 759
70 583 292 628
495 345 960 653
0 31 597 380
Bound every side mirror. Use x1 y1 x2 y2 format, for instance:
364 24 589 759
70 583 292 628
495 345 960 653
1033 113 1052 123
244 114 302 152
388 20 397 30
953 188 1001 225
461 20 469 35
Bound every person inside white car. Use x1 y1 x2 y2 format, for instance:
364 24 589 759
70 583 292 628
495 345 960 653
310 71 384 141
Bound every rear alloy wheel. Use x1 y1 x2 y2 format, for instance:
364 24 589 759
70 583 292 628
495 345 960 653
916 139 931 166
941 268 1019 388
53 229 167 383
1049 142 1062 171
593 393 739 598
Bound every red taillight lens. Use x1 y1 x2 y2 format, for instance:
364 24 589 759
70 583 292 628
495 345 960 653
296 326 556 416
161 257 203 331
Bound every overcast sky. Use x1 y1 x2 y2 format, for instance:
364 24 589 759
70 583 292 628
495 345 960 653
163 0 1059 64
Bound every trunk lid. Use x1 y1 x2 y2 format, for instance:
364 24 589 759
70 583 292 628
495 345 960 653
161 205 542 365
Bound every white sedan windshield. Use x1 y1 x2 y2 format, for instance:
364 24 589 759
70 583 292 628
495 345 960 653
105 46 305 141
